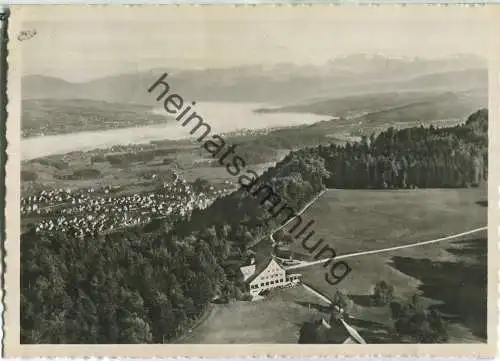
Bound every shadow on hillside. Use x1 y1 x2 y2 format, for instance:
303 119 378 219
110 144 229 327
349 318 399 344
298 321 321 343
446 238 487 258
389 237 487 341
298 317 398 344
296 298 398 343
349 294 374 307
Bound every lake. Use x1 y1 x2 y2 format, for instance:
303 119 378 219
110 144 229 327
22 102 328 161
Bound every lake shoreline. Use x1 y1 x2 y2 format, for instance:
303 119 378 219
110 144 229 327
21 102 328 161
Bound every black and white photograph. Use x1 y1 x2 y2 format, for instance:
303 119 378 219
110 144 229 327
3 4 498 357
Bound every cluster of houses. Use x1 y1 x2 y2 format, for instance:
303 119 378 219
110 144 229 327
21 188 84 215
22 175 233 237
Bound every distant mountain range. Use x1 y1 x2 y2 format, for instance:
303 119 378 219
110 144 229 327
257 87 487 121
22 54 488 106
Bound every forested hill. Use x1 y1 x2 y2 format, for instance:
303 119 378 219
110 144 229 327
315 108 488 189
21 109 487 344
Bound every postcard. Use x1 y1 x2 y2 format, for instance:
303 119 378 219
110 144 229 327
3 4 499 357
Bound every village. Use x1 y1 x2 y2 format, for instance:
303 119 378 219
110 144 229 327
21 173 235 237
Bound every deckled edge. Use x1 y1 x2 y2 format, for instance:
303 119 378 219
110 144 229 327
0 5 9 359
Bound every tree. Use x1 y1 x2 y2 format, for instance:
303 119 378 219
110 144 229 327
192 177 211 193
372 281 395 306
331 289 353 318
390 297 448 343
119 316 153 343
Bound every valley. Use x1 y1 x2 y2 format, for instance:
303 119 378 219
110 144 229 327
19 55 490 345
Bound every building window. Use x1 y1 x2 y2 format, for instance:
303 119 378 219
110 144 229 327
260 283 264 287
266 282 269 286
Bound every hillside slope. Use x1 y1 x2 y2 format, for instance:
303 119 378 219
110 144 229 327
22 99 172 137
20 108 488 344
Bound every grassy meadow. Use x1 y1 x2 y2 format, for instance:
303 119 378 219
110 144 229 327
179 286 330 344
291 188 487 343
288 188 487 257
174 188 487 344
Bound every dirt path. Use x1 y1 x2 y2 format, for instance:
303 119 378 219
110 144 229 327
270 189 327 244
285 226 488 270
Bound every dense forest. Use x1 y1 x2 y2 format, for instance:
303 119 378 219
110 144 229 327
315 109 487 189
21 108 488 343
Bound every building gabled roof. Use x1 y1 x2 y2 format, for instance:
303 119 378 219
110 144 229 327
246 256 284 284
240 264 256 281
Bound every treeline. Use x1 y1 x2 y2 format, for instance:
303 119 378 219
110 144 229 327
372 282 448 343
314 109 488 189
56 168 102 180
21 109 487 344
93 148 179 166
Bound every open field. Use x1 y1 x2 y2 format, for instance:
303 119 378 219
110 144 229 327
179 286 330 344
290 188 487 342
287 188 487 258
21 141 235 196
178 188 486 344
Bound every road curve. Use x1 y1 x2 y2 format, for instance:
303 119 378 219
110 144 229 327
285 226 488 270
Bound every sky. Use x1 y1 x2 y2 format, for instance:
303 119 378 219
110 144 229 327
18 6 491 82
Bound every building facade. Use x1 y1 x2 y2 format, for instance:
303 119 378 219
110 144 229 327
241 257 302 296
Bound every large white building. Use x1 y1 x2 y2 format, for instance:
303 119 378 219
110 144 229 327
241 257 302 296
